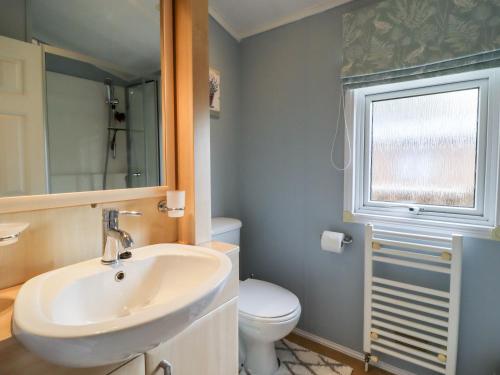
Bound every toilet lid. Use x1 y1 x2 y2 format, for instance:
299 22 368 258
239 279 300 319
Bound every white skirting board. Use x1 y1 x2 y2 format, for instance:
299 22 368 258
293 328 416 375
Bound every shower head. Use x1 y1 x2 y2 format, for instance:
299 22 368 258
104 78 112 103
104 78 119 106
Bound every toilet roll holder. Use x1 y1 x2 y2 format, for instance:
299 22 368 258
321 232 353 248
342 234 353 247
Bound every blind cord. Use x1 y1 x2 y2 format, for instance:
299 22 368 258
330 87 352 171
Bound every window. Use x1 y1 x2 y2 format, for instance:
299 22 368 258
344 69 500 238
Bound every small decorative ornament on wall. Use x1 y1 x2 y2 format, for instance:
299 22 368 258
209 68 220 118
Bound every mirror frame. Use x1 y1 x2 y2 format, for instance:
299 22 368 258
0 0 176 214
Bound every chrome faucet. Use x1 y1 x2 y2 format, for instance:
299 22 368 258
102 208 142 265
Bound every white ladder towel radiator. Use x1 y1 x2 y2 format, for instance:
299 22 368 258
364 225 462 374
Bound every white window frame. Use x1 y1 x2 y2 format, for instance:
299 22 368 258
344 68 500 239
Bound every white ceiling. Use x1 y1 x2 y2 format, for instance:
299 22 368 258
31 0 161 79
209 0 353 41
31 0 351 74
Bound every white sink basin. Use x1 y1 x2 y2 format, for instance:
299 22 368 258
13 243 231 368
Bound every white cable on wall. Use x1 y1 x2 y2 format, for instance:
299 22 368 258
330 86 352 171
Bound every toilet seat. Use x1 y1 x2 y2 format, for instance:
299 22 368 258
239 279 300 320
239 305 301 324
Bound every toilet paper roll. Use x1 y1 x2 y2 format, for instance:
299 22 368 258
321 231 345 253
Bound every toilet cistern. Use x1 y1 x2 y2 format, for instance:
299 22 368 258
211 217 302 375
101 208 142 265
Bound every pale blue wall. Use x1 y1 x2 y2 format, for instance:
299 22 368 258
0 0 30 41
209 17 241 219
210 1 500 373
239 4 500 374
239 0 367 355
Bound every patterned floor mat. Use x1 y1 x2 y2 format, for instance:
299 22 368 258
240 339 353 375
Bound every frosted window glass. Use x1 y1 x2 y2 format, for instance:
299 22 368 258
370 89 479 208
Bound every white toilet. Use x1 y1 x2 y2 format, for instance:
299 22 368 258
212 218 301 375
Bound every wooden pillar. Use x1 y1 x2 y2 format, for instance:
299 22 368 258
166 0 211 244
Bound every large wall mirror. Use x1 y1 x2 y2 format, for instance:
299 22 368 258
0 0 164 199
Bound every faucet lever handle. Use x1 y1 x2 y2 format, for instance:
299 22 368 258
118 210 142 217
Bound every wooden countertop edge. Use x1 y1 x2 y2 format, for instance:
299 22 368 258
0 283 22 343
198 240 239 255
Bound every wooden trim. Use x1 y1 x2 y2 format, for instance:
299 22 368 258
174 0 195 244
0 187 168 214
173 0 210 244
160 0 177 191
0 2 177 214
191 1 212 245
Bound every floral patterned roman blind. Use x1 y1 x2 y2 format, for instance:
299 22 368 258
342 0 500 81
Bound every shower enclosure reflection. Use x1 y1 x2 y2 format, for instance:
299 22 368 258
45 62 161 193
126 81 161 189
41 0 162 194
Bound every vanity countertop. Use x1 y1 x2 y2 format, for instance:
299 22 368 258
200 240 239 255
0 283 21 342
0 241 238 344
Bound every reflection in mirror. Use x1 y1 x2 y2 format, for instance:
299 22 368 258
0 0 162 197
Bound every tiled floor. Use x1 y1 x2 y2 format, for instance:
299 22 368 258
286 333 394 375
